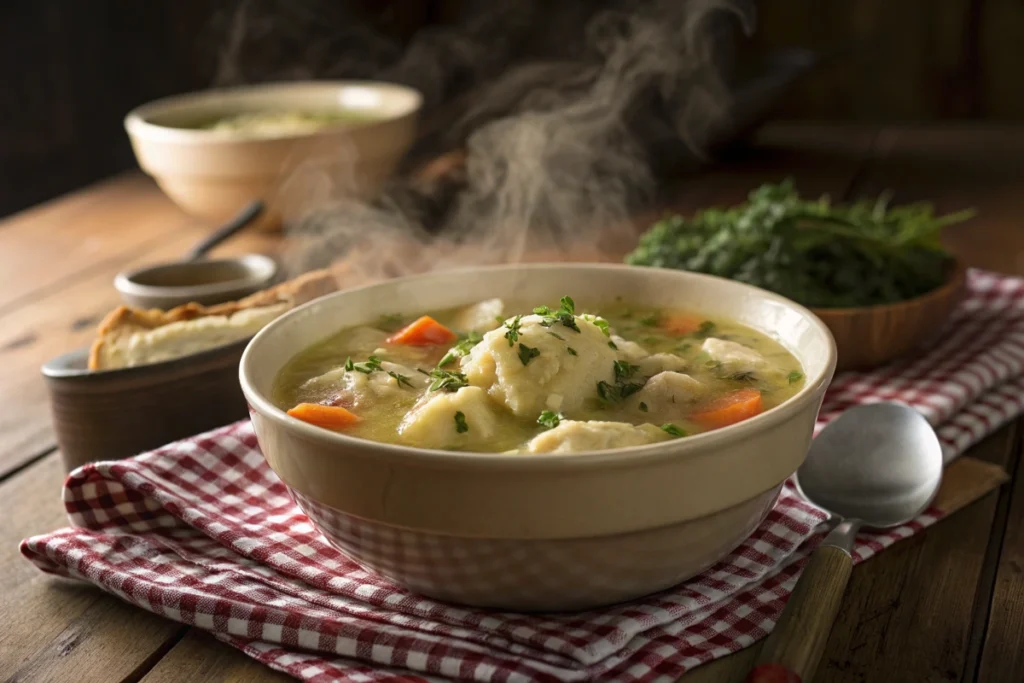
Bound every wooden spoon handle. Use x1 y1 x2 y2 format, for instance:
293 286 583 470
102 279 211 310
748 544 854 682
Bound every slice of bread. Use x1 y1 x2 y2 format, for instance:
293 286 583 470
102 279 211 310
88 269 339 371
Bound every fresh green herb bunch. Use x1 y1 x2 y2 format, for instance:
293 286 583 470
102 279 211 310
624 179 974 308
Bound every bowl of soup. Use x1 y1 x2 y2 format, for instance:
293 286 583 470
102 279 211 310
240 263 836 611
124 81 422 228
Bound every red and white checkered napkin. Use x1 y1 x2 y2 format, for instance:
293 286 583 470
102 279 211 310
20 269 1024 683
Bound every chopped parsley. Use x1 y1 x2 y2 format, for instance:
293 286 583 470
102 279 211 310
438 331 483 367
613 360 640 381
608 340 618 350
454 411 469 433
639 402 649 412
503 315 523 346
422 368 469 393
547 331 565 341
387 371 413 388
584 315 611 337
697 320 716 336
567 347 578 356
729 371 757 382
662 423 687 438
537 410 562 429
346 356 383 374
638 314 658 327
788 370 804 384
517 343 541 366
597 360 647 404
534 296 580 333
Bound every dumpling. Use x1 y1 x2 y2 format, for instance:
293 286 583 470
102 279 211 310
299 360 427 408
635 371 708 407
701 338 773 375
453 298 505 333
461 313 617 417
611 334 647 362
527 420 669 453
636 353 689 376
398 386 500 449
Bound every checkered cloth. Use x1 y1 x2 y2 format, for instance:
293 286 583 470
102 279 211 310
20 269 1024 682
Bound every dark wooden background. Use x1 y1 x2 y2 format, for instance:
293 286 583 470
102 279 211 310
3 0 1023 219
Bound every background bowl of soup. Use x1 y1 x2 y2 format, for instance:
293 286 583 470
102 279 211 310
240 263 837 611
124 80 423 228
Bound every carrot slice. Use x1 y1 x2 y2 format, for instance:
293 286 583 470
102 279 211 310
660 313 703 335
386 315 458 346
691 389 764 429
287 403 360 429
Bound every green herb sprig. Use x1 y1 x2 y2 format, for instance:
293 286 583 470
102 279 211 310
625 179 973 308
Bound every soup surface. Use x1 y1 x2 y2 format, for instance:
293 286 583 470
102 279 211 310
191 110 379 136
273 296 805 454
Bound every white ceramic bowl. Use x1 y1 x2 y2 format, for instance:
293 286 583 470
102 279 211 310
240 264 837 611
124 81 422 226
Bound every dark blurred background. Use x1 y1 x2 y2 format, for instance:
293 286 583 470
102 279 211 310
2 0 1023 219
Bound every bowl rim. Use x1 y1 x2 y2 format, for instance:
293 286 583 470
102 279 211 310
124 79 424 145
113 254 279 304
41 336 252 381
809 257 967 317
240 262 839 471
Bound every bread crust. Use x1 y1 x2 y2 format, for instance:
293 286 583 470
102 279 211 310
88 269 339 370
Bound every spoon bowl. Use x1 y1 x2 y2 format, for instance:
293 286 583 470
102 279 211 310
795 402 944 529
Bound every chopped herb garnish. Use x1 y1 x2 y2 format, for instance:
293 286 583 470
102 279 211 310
567 347 578 356
535 296 580 332
638 314 658 327
351 356 383 374
517 343 541 366
454 411 469 433
788 370 804 384
425 368 469 392
662 423 687 438
608 340 618 350
639 402 649 412
438 331 483 367
387 371 413 388
584 315 611 337
730 371 757 382
697 321 716 336
503 315 523 346
344 357 354 371
547 331 565 341
537 410 562 429
613 360 640 380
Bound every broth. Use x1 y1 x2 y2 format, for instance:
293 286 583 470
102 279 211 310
273 297 805 454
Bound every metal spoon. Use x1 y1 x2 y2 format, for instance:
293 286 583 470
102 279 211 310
114 199 277 309
746 402 944 683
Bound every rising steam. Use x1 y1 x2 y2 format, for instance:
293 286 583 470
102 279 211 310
211 0 756 286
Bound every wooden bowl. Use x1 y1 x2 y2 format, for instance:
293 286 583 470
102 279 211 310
41 339 251 473
810 259 967 373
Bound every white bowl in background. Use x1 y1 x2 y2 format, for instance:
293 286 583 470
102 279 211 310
124 80 423 227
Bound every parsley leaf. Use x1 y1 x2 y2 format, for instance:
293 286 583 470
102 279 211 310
788 370 804 384
425 368 469 392
639 402 649 412
517 343 541 366
534 296 580 332
387 371 413 388
350 356 383 374
454 411 469 433
567 347 578 356
438 331 483 367
344 357 354 371
662 423 687 438
503 315 523 346
537 410 562 429
638 314 658 327
613 360 640 381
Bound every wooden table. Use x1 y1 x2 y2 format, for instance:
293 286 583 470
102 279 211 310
2 123 1023 683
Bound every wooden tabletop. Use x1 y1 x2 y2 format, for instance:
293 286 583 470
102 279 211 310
2 123 1023 683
